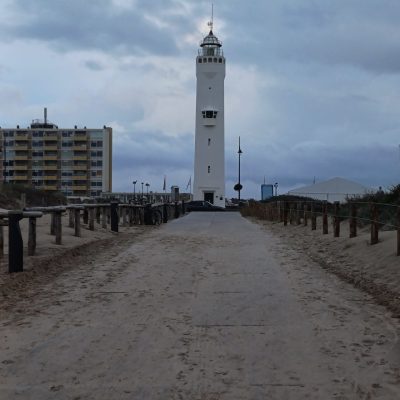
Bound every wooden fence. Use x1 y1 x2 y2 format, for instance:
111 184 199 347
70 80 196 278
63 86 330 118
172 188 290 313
0 201 186 273
241 200 400 256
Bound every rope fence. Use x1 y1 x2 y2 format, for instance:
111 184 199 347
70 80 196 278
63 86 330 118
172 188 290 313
241 200 400 256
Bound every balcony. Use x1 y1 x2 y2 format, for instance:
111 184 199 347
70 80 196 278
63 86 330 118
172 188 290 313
15 134 29 141
12 165 28 171
43 185 58 191
15 145 29 151
44 175 58 180
72 165 87 171
72 185 87 191
73 155 87 161
14 155 29 160
44 145 58 151
43 135 59 141
73 174 87 179
73 135 87 142
43 165 58 171
13 176 28 181
43 155 58 161
73 145 87 151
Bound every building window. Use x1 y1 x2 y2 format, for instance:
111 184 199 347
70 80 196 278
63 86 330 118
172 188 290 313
203 58 207 63
213 57 217 62
208 165 210 173
208 57 212 63
219 58 222 63
202 110 218 119
198 58 202 63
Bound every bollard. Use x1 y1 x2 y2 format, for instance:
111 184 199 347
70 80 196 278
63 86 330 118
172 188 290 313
311 203 316 231
88 208 95 231
350 203 357 238
322 202 328 234
370 204 379 245
163 204 168 223
8 211 23 273
28 217 37 256
74 208 81 237
68 208 74 228
333 202 340 238
110 202 119 232
144 204 153 225
55 211 62 245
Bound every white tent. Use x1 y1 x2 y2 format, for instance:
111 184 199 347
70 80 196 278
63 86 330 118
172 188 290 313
288 177 372 203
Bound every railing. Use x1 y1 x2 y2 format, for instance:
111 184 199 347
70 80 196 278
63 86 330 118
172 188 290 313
241 200 400 256
0 201 187 273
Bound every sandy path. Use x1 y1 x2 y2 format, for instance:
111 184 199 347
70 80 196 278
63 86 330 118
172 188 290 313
1 212 400 399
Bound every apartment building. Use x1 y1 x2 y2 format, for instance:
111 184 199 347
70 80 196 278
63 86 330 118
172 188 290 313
0 110 112 197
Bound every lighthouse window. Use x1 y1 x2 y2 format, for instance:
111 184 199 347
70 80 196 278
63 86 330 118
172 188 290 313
213 57 217 62
203 58 207 63
219 58 222 63
208 138 211 146
208 57 212 63
198 58 202 63
208 165 211 173
202 110 218 119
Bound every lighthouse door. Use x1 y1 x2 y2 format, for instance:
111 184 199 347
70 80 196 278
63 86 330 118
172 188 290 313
204 192 214 204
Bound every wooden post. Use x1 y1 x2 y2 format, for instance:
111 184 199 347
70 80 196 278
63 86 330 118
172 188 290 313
311 203 316 230
0 224 3 257
74 208 81 237
296 202 301 225
83 209 89 225
50 212 55 235
397 207 400 256
28 217 37 256
8 211 24 273
129 207 134 227
102 207 107 229
370 203 379 245
333 201 340 237
88 208 95 231
68 208 74 228
322 202 328 234
54 211 62 245
122 206 128 227
107 208 111 224
96 207 101 224
110 202 119 232
283 202 288 226
349 203 357 238
303 204 308 226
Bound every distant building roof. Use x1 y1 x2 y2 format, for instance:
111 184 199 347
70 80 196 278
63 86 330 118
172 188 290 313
288 177 372 203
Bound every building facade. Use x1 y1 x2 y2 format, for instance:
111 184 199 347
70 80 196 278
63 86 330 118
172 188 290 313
193 25 226 207
0 110 112 197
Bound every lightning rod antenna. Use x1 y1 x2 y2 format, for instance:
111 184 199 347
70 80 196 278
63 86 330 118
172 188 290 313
207 4 214 31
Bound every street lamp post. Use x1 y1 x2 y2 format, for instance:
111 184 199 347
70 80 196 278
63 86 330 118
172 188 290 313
274 182 278 197
236 136 243 202
145 183 150 196
141 182 144 203
132 180 137 203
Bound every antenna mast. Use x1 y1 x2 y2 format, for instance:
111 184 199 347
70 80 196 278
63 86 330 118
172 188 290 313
207 3 214 31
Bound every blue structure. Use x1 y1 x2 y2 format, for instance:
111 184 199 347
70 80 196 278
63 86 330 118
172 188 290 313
261 184 274 200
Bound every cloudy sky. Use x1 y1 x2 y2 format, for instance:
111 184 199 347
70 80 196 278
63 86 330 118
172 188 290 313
1 0 400 198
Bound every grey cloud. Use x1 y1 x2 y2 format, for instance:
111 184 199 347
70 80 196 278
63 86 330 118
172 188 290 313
2 0 180 55
85 60 104 71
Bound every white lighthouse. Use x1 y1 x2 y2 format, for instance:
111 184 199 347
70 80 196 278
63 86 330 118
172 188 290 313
193 22 226 207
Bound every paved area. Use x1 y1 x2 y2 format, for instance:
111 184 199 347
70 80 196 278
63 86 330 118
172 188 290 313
1 212 400 399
